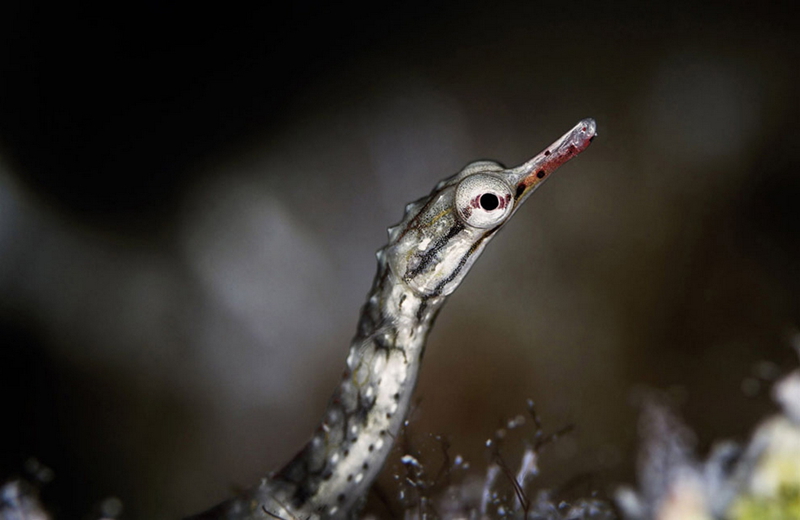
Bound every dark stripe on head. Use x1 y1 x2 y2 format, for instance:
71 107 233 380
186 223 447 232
396 194 440 242
430 226 500 297
404 222 465 281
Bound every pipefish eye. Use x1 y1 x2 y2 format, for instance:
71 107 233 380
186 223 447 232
454 174 513 228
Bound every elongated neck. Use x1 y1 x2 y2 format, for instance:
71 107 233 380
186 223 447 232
269 247 445 518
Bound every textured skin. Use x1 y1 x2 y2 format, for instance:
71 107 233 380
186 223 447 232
188 207 446 520
186 119 596 520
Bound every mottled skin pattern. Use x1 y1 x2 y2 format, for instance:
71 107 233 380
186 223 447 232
186 119 597 520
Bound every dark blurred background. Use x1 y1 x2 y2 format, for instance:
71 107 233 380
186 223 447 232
1 1 799 518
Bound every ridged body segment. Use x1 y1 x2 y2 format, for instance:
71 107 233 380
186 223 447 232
188 243 445 520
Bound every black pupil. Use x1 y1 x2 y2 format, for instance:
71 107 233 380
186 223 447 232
480 193 499 211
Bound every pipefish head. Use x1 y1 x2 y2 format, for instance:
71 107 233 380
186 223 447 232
384 118 596 299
